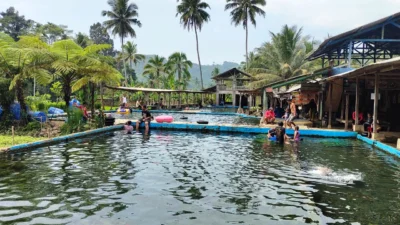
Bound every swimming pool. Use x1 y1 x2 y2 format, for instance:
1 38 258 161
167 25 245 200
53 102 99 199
0 131 399 224
113 112 260 125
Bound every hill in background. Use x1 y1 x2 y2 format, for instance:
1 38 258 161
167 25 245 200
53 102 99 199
133 55 239 89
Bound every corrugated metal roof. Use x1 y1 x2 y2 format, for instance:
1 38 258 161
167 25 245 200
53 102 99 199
324 57 400 81
308 12 400 60
212 68 252 80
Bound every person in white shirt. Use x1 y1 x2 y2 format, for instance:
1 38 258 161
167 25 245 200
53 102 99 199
121 94 128 107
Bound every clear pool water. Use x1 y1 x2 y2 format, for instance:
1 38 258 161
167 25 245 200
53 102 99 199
0 131 399 224
113 112 260 125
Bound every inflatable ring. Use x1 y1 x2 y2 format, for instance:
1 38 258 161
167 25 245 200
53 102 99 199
197 120 209 124
117 108 130 114
155 115 174 123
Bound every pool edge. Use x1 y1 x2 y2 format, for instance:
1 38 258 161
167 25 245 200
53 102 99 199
357 134 400 158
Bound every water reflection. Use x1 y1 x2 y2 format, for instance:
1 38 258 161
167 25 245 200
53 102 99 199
0 132 398 224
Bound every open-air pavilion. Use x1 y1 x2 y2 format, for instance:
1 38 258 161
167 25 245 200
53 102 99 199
106 86 214 109
324 57 400 142
213 68 254 106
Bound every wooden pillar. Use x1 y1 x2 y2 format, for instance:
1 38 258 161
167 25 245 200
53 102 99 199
328 83 333 129
345 94 349 130
373 73 379 138
340 94 345 120
263 90 267 112
168 92 171 109
157 92 161 110
186 93 189 105
239 94 242 108
355 77 359 125
178 92 181 107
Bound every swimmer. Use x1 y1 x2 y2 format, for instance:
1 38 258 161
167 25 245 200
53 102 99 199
268 122 286 144
124 121 133 134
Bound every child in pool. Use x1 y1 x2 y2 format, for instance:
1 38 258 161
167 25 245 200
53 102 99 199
294 126 300 141
124 121 134 134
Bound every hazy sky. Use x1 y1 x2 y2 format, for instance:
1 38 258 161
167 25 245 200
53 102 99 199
1 0 400 65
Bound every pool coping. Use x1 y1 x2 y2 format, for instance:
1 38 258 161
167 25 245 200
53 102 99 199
357 134 400 158
4 125 123 153
6 122 394 156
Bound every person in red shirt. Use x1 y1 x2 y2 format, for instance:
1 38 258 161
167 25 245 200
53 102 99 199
265 107 276 124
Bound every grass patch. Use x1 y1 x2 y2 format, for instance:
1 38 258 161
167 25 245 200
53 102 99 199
0 135 46 149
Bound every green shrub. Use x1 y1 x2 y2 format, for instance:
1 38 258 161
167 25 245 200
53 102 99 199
23 121 41 132
95 103 102 110
60 109 85 134
37 103 45 111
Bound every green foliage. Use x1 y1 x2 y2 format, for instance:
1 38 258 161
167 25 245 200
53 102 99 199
90 22 115 56
23 121 41 132
26 94 51 111
60 109 85 134
34 22 72 44
0 78 15 128
143 55 167 88
248 25 316 88
167 52 193 90
0 7 34 41
95 103 102 110
0 135 45 148
50 81 62 101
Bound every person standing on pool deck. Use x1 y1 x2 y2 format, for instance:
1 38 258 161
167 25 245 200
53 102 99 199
287 99 297 129
136 105 152 133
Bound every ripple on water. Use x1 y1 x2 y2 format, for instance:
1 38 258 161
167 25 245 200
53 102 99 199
0 132 398 224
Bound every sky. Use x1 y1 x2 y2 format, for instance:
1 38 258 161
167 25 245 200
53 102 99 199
1 0 400 65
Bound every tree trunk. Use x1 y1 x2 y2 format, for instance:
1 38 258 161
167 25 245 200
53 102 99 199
90 82 95 117
62 76 72 108
100 83 105 110
121 37 128 86
15 80 28 123
194 26 204 103
245 20 249 71
82 85 88 105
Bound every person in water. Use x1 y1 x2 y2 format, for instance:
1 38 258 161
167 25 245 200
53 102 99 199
124 121 134 134
268 122 286 144
291 126 301 142
136 105 152 133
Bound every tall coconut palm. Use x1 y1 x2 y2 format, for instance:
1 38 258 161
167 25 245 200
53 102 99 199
167 52 193 90
123 41 144 68
176 0 210 91
249 25 315 88
225 0 266 70
143 55 166 89
102 0 141 84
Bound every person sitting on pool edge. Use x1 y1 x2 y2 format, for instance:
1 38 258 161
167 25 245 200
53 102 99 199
267 122 286 144
136 105 152 133
124 121 134 134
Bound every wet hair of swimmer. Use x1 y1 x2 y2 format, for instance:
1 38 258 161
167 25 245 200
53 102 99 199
278 122 284 127
295 126 299 131
127 121 132 126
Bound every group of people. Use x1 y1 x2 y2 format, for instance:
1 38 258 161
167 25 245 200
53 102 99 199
353 111 382 138
267 122 301 144
261 99 297 129
124 105 153 134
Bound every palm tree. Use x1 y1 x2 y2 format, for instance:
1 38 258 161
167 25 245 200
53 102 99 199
225 0 266 70
249 25 314 88
123 41 145 68
0 34 53 120
143 55 166 89
176 0 210 91
211 67 220 77
102 0 141 84
167 52 193 90
50 39 116 107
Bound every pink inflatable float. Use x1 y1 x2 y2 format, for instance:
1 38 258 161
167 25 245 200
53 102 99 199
155 115 174 123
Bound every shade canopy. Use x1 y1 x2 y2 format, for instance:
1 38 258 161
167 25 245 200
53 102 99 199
106 86 213 94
